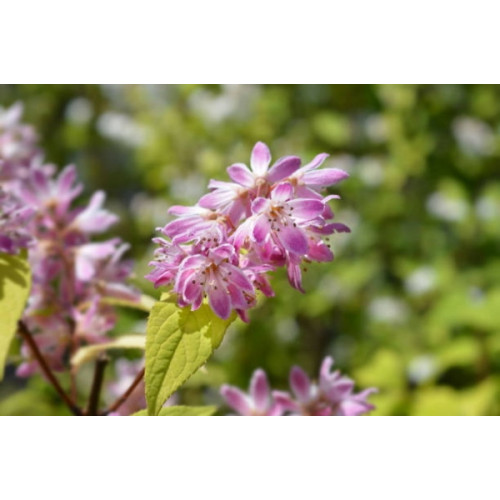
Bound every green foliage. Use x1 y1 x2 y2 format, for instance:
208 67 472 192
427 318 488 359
133 405 216 416
0 251 31 381
145 295 235 415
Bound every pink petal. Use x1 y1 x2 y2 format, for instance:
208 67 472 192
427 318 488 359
227 163 255 187
338 399 374 416
75 255 95 281
251 197 270 215
252 215 270 243
320 356 335 379
267 156 301 183
199 190 236 209
220 386 252 415
300 152 329 172
307 240 333 262
250 141 271 176
303 168 349 187
226 284 248 310
250 369 271 413
168 205 207 216
183 276 202 302
272 390 299 413
290 367 312 403
224 264 254 292
226 199 247 225
278 225 308 255
271 183 293 203
208 281 231 319
287 198 325 219
286 257 304 292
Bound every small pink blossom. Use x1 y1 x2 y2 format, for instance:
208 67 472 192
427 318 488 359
220 369 285 416
174 244 255 320
273 356 377 416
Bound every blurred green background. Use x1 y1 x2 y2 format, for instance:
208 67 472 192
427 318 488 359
1 84 499 416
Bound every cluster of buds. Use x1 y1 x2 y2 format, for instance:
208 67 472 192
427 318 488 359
220 356 377 416
146 142 350 321
0 103 139 377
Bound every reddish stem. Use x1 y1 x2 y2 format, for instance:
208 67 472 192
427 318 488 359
102 367 145 416
17 320 82 416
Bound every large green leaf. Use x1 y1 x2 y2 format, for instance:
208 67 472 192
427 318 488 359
133 405 216 416
145 295 235 415
0 250 31 380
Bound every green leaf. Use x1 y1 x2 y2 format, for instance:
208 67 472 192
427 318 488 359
145 295 235 415
70 334 146 369
0 250 31 381
133 405 216 416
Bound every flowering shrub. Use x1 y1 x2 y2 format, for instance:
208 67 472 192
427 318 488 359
0 102 374 417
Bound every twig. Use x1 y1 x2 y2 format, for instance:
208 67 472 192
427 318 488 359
17 320 82 416
102 367 145 416
86 354 109 416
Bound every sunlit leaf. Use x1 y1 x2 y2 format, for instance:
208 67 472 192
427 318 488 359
0 250 31 380
145 295 235 415
133 405 216 416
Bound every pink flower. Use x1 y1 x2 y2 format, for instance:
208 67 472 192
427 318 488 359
274 356 377 416
233 182 326 256
174 244 255 320
199 141 301 224
288 153 350 200
161 205 228 245
69 191 118 235
0 102 40 181
220 369 285 416
0 187 35 254
147 141 350 320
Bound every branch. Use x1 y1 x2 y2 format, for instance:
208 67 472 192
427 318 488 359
86 354 109 416
17 320 82 416
102 367 145 416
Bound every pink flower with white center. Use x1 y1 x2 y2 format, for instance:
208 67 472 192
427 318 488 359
69 191 118 235
162 205 229 245
288 153 350 201
145 238 189 288
20 164 83 221
93 243 140 302
233 183 325 255
220 369 285 416
74 238 121 282
199 141 301 224
273 356 377 416
174 243 255 320
73 297 116 343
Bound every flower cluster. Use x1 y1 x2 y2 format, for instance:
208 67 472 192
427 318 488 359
0 102 40 182
0 103 139 377
146 142 350 320
0 186 35 254
220 356 377 416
